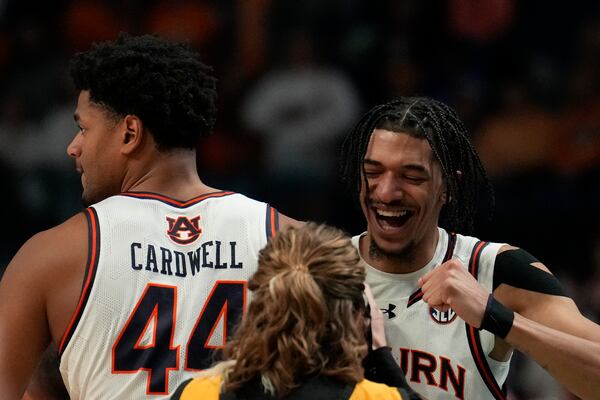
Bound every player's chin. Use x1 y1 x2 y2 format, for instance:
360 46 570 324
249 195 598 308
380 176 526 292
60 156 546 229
81 193 93 207
82 188 106 207
369 215 412 244
369 229 409 255
374 237 408 256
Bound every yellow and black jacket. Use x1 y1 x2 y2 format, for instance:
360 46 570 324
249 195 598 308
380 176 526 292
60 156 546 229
171 374 413 400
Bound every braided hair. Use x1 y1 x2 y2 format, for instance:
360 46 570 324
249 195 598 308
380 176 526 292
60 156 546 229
339 97 493 235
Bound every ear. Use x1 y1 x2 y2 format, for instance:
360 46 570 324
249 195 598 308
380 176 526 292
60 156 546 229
441 170 462 203
119 115 144 155
441 189 449 203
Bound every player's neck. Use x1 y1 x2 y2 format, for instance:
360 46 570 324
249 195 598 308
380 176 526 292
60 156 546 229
360 230 439 274
123 149 219 200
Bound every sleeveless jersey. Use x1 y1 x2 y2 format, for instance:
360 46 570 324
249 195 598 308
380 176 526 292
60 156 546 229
58 191 278 399
353 228 510 400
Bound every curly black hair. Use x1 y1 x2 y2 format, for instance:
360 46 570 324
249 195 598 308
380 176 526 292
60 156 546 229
69 33 217 150
340 96 494 235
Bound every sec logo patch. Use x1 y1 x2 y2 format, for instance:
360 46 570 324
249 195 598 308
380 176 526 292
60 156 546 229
429 307 457 324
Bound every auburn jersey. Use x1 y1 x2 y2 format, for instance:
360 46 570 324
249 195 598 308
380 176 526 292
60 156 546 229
58 191 278 399
353 228 510 400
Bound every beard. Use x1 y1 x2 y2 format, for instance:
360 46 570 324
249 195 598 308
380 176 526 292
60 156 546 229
368 236 417 265
81 188 98 208
81 186 116 207
81 189 92 207
81 195 95 208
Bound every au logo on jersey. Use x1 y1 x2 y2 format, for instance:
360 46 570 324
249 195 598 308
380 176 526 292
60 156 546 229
429 307 457 324
166 215 202 245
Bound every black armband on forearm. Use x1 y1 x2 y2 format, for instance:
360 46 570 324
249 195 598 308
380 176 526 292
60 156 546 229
479 294 515 339
493 248 566 296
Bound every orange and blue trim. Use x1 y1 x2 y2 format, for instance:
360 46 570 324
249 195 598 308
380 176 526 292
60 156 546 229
120 191 235 208
407 232 457 308
465 240 507 400
59 207 101 357
265 205 279 239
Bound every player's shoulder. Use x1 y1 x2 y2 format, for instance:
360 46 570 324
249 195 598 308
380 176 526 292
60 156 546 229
497 244 520 254
211 192 272 221
450 230 505 256
223 192 269 209
4 211 88 284
25 212 88 251
278 213 304 230
210 192 303 229
494 244 552 274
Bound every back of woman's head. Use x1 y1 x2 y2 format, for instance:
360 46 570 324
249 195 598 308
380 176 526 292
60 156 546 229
223 222 367 397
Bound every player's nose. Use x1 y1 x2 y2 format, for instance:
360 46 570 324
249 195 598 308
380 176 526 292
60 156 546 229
67 132 82 159
373 172 403 204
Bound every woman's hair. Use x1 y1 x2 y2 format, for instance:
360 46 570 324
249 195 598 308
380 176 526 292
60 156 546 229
69 33 217 151
339 96 494 235
216 222 368 397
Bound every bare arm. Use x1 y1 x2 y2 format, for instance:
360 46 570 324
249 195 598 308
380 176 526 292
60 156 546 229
363 284 421 397
506 312 600 399
277 212 305 230
364 283 386 349
418 249 600 400
0 213 87 400
494 268 600 399
0 233 54 399
22 344 69 400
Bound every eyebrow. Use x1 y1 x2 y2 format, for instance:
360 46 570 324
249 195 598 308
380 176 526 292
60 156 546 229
363 159 381 166
363 158 429 173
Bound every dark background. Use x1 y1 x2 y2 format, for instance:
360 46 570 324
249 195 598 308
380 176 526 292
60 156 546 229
0 1 598 398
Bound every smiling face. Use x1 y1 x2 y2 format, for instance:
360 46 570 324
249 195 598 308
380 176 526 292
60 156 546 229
360 129 446 271
67 91 126 206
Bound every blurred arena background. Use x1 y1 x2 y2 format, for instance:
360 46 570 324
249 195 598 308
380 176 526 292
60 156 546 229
0 1 598 398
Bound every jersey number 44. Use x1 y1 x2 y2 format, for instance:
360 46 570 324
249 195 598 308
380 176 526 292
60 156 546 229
111 280 246 395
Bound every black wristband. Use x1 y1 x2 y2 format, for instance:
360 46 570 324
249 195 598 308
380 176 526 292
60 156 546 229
479 294 514 339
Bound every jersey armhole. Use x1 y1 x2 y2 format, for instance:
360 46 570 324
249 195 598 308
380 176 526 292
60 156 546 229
58 207 101 356
465 241 507 400
265 205 279 239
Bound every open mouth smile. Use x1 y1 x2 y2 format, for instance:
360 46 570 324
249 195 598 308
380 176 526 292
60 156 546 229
372 207 414 230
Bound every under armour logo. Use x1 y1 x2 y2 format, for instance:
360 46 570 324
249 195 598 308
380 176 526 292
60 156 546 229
166 215 202 245
381 304 397 319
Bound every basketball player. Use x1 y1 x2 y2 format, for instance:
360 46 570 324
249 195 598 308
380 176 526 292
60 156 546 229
172 223 420 400
339 96 600 399
0 34 300 399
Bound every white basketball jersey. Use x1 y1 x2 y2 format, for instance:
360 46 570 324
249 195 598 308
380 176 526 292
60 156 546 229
59 191 278 399
353 228 510 400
